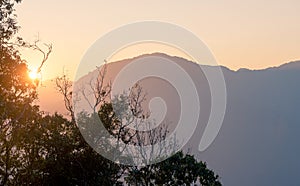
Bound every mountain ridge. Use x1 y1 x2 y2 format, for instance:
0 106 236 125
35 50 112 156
76 52 300 81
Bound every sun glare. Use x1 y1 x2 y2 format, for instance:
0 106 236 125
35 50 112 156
29 69 41 80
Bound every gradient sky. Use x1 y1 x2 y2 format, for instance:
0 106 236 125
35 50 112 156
16 0 300 80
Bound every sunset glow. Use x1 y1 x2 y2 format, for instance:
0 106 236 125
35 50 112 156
28 69 41 80
1 1 300 185
16 0 300 80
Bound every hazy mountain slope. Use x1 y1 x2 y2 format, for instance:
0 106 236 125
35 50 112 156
189 64 300 186
38 54 300 186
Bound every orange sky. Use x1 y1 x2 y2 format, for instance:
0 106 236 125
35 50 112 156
16 0 300 80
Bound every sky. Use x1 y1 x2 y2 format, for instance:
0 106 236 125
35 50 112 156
16 0 300 80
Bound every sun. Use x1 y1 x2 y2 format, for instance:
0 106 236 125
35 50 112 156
29 69 41 80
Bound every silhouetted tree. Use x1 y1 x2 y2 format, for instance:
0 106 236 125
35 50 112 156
57 69 222 185
17 113 122 186
55 73 124 185
0 0 39 184
126 151 221 186
0 1 53 185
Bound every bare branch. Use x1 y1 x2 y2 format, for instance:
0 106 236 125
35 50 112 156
10 37 52 73
55 73 76 123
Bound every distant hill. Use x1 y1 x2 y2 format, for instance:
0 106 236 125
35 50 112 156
38 53 300 186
